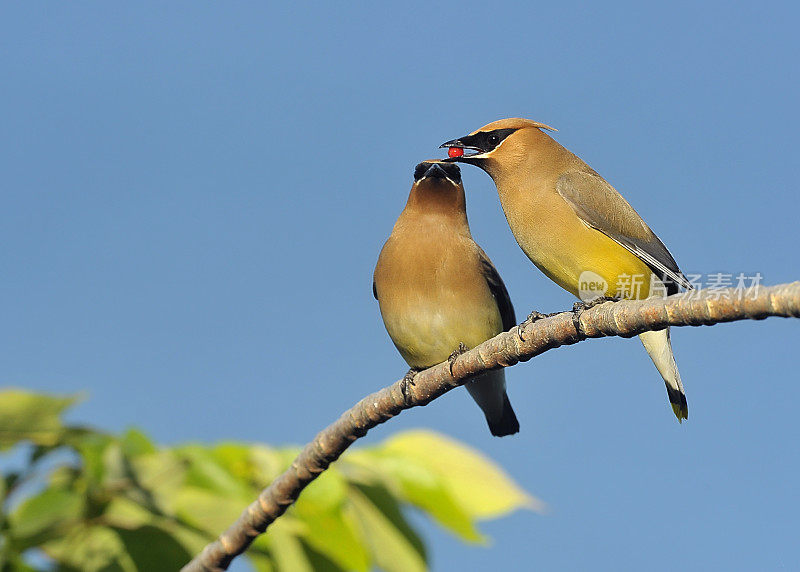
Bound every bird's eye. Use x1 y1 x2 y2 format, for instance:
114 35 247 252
442 163 461 184
488 134 499 145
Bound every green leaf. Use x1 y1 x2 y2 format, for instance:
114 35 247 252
247 551 275 572
129 450 186 491
346 485 426 572
114 525 192 570
71 432 115 487
292 486 369 572
103 442 131 487
102 497 156 530
156 520 214 562
176 445 251 498
0 389 540 572
171 487 248 536
283 466 372 571
358 452 483 542
8 487 83 543
0 389 79 449
120 428 157 458
381 430 542 519
263 519 314 572
40 524 136 571
294 467 346 512
299 542 350 572
0 554 38 572
206 443 282 490
248 445 285 487
129 450 188 511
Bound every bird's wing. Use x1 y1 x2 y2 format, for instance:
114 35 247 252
477 249 517 331
372 281 378 300
556 170 691 293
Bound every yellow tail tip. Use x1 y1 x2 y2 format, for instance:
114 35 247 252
671 403 689 423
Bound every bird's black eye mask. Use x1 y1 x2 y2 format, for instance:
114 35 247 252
440 128 518 159
413 161 461 184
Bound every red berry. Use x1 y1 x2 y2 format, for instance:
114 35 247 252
448 146 464 158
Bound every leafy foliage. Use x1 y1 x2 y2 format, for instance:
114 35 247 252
0 390 540 571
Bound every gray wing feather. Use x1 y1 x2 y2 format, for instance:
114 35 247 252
477 250 517 331
556 171 692 293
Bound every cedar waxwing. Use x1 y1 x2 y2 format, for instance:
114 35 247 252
441 119 691 421
373 161 520 437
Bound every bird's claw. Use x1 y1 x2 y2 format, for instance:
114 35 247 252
401 368 421 406
516 310 558 341
448 343 469 377
572 296 619 337
576 295 620 311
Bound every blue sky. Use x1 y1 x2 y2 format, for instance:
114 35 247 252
2 2 799 570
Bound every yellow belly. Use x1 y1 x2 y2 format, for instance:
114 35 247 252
538 230 654 300
502 191 654 301
374 229 504 370
382 300 502 369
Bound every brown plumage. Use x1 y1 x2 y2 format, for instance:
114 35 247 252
442 119 690 421
373 161 519 436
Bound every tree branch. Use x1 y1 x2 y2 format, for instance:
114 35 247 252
183 282 800 571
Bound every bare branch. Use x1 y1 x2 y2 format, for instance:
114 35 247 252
182 282 800 571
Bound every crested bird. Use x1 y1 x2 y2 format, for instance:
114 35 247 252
373 161 520 436
441 119 691 421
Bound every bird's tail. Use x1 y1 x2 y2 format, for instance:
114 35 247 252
465 369 520 437
638 327 688 422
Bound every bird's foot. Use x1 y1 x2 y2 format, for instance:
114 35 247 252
576 295 620 310
571 296 620 337
516 310 560 341
448 343 469 377
401 368 421 406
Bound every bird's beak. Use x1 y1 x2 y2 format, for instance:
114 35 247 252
414 161 462 184
423 163 448 179
439 135 487 162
